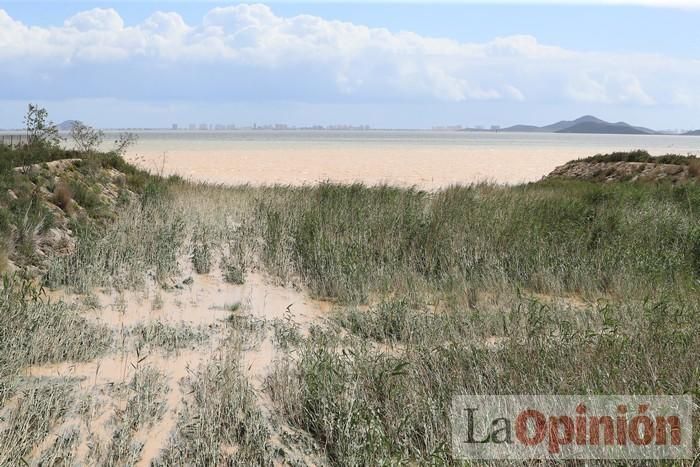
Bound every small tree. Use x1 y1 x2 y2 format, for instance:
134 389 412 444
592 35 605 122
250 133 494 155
24 104 61 148
112 132 138 156
70 121 104 154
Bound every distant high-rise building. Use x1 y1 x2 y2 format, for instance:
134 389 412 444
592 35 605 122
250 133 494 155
199 123 208 131
189 123 196 131
171 124 178 130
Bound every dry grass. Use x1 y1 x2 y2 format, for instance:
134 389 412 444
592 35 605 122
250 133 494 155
689 158 700 178
36 426 81 465
0 276 112 405
267 298 700 465
52 181 74 214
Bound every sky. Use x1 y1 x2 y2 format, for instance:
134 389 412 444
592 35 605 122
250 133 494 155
1 1 699 130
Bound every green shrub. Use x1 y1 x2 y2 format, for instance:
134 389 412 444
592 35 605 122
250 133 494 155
222 260 245 284
69 179 101 211
580 150 698 166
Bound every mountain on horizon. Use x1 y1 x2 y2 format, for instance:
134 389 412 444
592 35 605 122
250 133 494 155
501 115 657 135
57 120 78 131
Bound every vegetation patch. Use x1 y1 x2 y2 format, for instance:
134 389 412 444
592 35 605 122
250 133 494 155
2 108 699 462
91 368 168 465
257 181 700 303
0 379 76 465
130 321 209 352
0 276 112 404
155 355 273 466
578 150 698 165
269 298 700 465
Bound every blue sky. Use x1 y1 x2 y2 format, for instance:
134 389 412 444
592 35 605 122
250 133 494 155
1 1 699 129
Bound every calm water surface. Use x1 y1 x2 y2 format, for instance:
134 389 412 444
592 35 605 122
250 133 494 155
6 130 698 188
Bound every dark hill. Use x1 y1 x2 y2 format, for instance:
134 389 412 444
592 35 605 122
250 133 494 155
556 122 650 135
57 120 78 131
540 115 606 132
502 115 657 135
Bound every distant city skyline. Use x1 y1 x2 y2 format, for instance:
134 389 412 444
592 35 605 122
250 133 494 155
1 2 699 130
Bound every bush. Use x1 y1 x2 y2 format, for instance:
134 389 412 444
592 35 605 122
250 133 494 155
23 104 61 149
222 261 245 284
68 179 101 211
51 182 73 214
580 150 698 166
221 241 247 284
70 121 103 154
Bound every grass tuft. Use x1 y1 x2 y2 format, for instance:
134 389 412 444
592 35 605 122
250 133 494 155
155 355 272 466
52 181 74 214
0 379 76 464
130 321 209 352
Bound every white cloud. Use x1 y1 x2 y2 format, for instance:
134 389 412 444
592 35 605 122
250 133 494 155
504 85 526 101
0 4 697 108
566 72 654 105
64 8 124 32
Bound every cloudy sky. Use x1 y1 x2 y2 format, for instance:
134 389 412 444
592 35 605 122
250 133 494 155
1 1 699 129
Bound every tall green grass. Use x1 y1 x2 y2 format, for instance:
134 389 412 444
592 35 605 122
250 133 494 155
257 181 700 303
45 198 186 292
0 276 112 405
268 297 700 465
